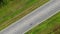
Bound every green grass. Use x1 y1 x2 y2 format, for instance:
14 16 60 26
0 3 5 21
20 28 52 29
0 0 49 31
25 12 60 34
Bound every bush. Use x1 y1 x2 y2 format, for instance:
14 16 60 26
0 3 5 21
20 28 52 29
0 0 8 8
0 0 4 5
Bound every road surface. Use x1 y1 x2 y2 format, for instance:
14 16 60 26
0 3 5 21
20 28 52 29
0 0 60 34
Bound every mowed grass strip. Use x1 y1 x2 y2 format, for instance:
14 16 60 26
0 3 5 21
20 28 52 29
25 12 60 34
0 0 49 31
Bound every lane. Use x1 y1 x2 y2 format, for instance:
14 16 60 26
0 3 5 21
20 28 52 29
0 0 60 34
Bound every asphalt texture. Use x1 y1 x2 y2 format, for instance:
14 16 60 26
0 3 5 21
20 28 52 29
0 0 60 34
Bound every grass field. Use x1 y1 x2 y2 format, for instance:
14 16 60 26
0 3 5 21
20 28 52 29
0 0 49 31
25 12 60 34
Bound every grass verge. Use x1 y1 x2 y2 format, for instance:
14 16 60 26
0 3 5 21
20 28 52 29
0 0 49 31
25 12 60 34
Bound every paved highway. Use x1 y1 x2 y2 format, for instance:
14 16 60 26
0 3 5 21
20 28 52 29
0 0 60 34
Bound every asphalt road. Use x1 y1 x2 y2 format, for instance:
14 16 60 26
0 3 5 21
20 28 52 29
0 0 60 34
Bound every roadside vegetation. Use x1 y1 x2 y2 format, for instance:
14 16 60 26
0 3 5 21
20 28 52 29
0 0 9 7
25 12 60 34
0 0 49 31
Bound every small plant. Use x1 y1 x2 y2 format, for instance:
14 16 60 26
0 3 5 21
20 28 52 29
0 0 4 6
0 0 8 8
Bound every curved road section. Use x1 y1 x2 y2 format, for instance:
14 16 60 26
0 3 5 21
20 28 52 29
0 0 60 34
